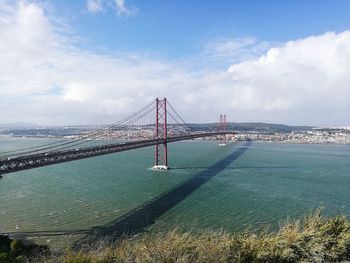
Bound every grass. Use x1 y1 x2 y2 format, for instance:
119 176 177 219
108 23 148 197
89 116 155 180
3 209 350 262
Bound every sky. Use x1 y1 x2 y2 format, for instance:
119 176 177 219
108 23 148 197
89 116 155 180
0 0 350 126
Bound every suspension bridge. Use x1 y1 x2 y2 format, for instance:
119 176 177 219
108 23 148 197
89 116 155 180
0 98 235 176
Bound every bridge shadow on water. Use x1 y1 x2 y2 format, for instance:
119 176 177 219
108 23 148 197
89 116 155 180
171 166 296 170
75 141 252 246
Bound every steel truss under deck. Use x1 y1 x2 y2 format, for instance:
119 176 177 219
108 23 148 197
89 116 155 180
0 132 235 175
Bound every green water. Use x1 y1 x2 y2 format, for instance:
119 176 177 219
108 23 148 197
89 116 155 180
0 139 349 248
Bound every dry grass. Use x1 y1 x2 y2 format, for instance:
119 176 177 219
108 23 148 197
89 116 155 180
6 209 350 263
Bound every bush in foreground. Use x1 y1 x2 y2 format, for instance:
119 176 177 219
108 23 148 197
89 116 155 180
0 235 49 262
8 209 350 262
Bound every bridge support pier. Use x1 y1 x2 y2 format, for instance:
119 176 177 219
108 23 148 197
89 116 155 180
151 98 169 171
219 114 227 146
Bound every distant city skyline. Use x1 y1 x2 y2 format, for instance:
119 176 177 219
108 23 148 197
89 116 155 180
0 0 349 126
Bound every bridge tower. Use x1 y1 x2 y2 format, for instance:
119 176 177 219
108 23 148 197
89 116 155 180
219 114 227 146
152 98 169 170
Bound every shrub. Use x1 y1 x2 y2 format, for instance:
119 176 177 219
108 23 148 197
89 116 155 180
4 210 350 263
10 239 24 256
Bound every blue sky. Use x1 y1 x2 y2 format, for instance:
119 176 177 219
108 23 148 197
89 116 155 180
52 0 350 58
0 0 350 126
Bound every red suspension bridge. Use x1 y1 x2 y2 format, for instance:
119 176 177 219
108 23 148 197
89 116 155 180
0 98 235 175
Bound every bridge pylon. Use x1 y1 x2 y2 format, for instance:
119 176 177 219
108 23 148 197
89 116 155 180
219 114 227 146
151 98 169 171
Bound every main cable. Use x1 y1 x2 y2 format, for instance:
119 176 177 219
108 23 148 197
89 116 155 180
0 100 155 157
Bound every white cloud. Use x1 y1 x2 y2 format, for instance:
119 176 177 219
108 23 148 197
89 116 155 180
113 0 135 16
86 0 104 13
203 37 279 68
0 1 349 126
0 2 183 124
176 32 350 125
86 0 136 16
224 31 350 124
207 37 267 59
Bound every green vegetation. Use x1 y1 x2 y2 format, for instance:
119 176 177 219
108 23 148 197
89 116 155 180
0 235 49 262
2 209 350 262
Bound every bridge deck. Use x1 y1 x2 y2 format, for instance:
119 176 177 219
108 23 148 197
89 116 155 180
0 132 235 175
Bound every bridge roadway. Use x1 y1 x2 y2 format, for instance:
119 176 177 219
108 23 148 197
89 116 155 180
0 132 235 175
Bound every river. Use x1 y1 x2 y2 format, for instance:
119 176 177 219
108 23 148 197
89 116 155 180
0 138 349 248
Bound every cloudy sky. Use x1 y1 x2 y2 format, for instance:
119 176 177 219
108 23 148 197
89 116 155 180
0 0 349 126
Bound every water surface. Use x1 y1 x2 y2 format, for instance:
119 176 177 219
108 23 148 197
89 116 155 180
0 139 349 247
